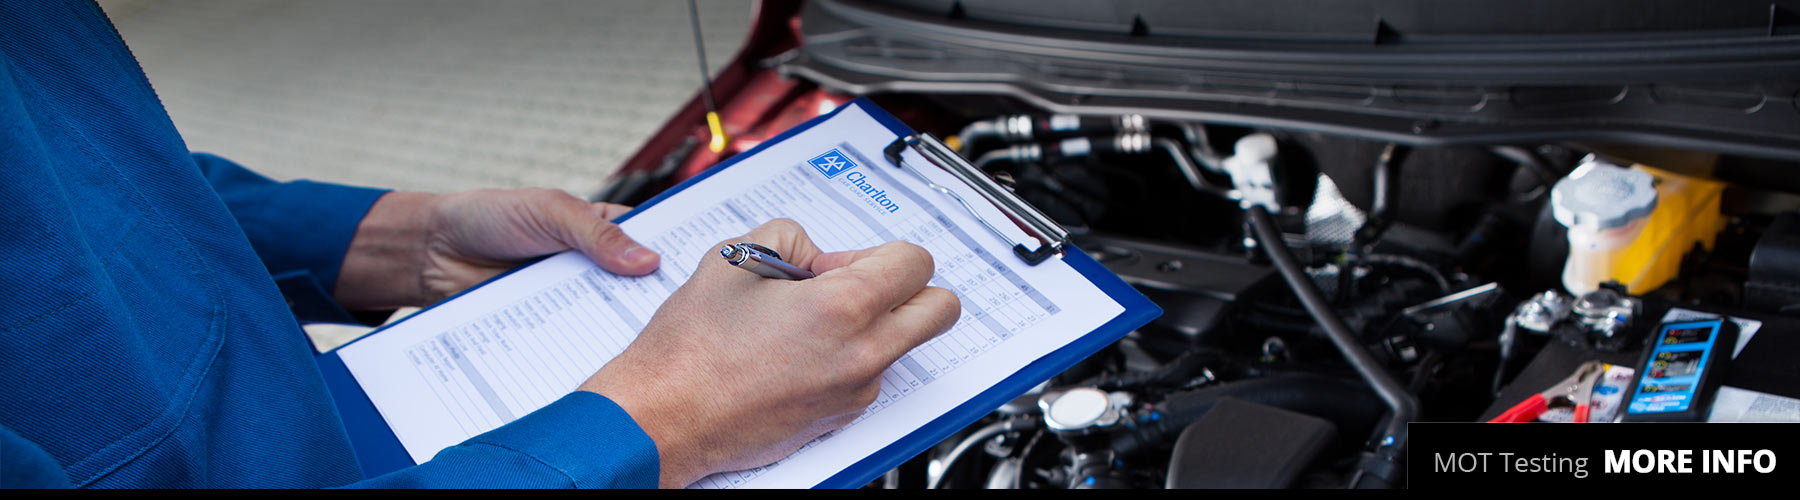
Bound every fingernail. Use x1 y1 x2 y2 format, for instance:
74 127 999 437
623 245 658 266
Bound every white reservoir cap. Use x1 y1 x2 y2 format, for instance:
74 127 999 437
1044 388 1110 431
1551 158 1658 231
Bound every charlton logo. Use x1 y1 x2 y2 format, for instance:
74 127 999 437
808 149 857 178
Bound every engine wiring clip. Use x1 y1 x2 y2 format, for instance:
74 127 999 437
1488 360 1611 423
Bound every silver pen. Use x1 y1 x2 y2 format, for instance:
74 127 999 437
719 242 816 280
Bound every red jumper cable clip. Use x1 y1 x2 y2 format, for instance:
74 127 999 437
1489 361 1611 423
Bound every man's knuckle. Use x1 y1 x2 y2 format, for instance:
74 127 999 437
887 240 926 257
905 242 935 269
765 218 801 232
853 344 892 379
878 241 933 276
817 279 880 317
591 219 627 243
850 287 891 318
926 288 961 321
817 298 868 327
825 354 877 391
525 187 563 200
855 383 883 407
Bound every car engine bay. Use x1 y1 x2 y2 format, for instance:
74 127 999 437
605 0 1800 489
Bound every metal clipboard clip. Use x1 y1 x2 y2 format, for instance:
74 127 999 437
884 133 1070 265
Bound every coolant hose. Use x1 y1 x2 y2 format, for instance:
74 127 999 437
929 418 1039 489
1110 373 1386 457
1246 206 1420 459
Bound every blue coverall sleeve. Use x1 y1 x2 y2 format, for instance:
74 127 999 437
191 155 665 488
191 152 387 299
1 374 664 489
346 391 663 488
0 425 71 488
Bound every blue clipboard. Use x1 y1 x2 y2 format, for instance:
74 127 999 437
316 98 1162 486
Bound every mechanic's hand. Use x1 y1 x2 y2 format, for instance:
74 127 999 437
579 219 961 488
335 189 660 309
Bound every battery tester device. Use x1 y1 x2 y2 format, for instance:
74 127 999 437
1621 318 1739 422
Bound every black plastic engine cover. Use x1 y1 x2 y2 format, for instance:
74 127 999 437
1164 397 1337 489
1747 212 1800 314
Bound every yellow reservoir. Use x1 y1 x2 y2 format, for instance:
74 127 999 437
1604 165 1726 294
1554 159 1728 295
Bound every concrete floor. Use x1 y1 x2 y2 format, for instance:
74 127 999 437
100 0 752 197
98 0 753 350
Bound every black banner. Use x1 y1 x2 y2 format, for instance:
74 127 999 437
1410 423 1799 488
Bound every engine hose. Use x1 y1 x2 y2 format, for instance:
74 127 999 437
974 145 1040 171
1492 316 1522 396
1490 145 1561 203
956 114 1148 153
954 117 1020 153
1360 253 1451 293
1368 144 1408 230
1094 348 1227 391
1109 373 1387 457
928 418 1040 489
1247 206 1420 462
972 133 1157 172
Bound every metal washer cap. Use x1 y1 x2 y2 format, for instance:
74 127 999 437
1573 288 1625 319
1551 158 1658 231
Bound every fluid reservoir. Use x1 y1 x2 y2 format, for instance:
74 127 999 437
1551 158 1726 295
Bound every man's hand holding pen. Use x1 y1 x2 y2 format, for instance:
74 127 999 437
580 218 962 488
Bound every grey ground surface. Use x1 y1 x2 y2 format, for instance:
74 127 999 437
100 0 752 196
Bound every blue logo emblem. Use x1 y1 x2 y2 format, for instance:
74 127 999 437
808 149 857 178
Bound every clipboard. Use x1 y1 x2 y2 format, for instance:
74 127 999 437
315 98 1161 487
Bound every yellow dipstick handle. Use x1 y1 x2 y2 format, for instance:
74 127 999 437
706 111 728 153
943 135 963 153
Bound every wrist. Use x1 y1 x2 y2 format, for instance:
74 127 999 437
581 360 718 488
334 191 438 309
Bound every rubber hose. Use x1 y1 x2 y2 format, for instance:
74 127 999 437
929 418 1039 489
1247 206 1420 458
1111 373 1387 457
